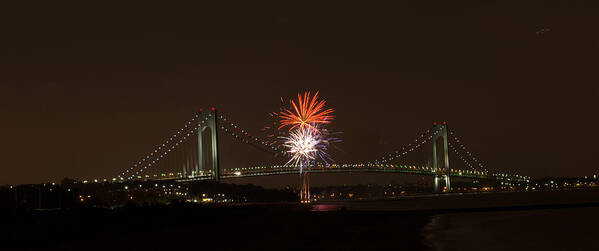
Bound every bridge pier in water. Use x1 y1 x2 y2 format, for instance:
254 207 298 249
434 174 451 193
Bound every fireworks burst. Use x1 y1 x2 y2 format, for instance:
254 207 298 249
276 91 339 173
281 127 322 171
279 91 334 132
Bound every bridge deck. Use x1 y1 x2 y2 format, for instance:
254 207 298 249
172 164 529 183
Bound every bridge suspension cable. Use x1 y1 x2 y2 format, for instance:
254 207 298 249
217 113 284 155
116 111 288 181
127 120 204 179
369 125 446 165
447 130 487 172
117 112 211 180
448 142 476 171
109 111 530 184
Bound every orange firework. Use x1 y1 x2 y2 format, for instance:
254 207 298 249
279 91 334 132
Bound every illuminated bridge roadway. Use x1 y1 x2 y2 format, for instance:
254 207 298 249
168 164 530 184
111 109 531 194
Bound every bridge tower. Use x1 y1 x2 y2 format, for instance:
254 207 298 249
198 108 220 182
432 122 451 192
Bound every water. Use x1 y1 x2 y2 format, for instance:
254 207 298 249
318 190 599 250
318 190 599 211
423 207 599 251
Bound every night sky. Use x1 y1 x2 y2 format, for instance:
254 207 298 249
1 1 598 185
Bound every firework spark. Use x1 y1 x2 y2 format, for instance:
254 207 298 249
282 128 319 165
276 91 340 174
281 127 332 172
279 91 334 132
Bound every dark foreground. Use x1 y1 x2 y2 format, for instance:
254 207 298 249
424 206 599 251
2 190 599 251
1 204 430 250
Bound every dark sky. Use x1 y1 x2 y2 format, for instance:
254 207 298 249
1 1 598 185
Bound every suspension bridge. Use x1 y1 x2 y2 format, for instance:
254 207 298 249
111 108 529 198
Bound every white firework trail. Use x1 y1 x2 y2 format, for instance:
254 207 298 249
281 127 333 173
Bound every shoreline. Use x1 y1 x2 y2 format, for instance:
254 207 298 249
3 190 599 250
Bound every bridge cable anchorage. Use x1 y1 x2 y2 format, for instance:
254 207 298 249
116 113 211 181
369 126 441 165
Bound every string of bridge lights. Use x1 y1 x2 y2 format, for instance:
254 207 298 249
126 120 207 180
121 110 281 181
374 129 433 164
118 112 211 180
124 110 284 179
127 124 203 180
448 133 529 181
448 130 487 171
217 114 284 155
370 126 441 165
448 141 477 171
106 110 529 183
